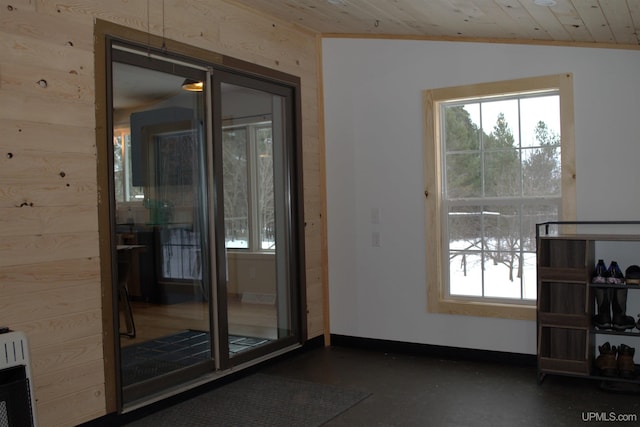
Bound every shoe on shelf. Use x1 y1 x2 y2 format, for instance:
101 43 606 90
625 265 640 285
617 344 636 379
607 261 624 284
612 287 636 331
593 259 608 284
596 342 618 377
593 287 612 329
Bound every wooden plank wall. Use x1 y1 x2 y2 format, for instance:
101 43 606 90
0 1 325 426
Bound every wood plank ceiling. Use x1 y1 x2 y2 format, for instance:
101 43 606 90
228 0 640 48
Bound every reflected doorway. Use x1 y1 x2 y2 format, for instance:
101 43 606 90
107 41 303 408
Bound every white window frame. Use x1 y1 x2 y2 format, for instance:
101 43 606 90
223 119 275 252
423 74 576 320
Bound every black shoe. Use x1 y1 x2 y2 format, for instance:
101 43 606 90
612 287 636 331
593 287 612 329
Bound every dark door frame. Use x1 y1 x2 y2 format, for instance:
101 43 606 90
94 19 306 413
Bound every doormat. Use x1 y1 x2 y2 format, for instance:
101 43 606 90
121 330 271 387
124 373 371 427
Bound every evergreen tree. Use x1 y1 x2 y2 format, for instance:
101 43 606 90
482 113 520 281
445 104 560 286
484 112 519 197
444 106 481 199
523 121 560 196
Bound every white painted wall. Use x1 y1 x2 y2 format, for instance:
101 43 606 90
322 38 640 355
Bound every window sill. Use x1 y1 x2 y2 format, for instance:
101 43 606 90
227 251 275 260
427 296 536 321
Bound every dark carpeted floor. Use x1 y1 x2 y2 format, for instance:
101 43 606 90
117 343 640 426
123 373 370 427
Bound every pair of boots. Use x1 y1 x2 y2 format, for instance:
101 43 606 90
593 287 636 331
596 342 636 378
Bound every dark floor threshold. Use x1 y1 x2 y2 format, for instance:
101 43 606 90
330 334 536 367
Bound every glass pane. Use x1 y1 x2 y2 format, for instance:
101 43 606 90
520 95 560 148
483 150 520 197
481 99 519 148
442 90 563 303
483 204 520 252
449 251 482 296
446 152 481 198
448 205 483 297
448 205 483 249
221 82 293 358
522 203 559 251
444 103 480 152
112 59 211 401
483 251 522 299
223 127 249 248
482 204 522 299
522 146 561 196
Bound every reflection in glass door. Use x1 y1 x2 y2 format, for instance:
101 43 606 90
216 78 299 366
111 49 213 404
107 40 303 409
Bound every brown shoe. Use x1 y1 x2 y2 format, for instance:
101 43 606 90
596 342 618 377
617 344 636 378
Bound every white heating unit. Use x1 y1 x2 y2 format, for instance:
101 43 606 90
0 331 37 427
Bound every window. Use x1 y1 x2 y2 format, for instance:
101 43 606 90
113 106 277 255
423 74 575 320
223 119 275 251
113 127 144 204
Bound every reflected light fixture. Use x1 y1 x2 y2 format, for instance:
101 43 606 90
181 78 203 91
533 0 556 6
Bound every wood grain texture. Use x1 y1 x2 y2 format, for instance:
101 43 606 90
0 88 95 127
0 119 96 154
36 383 106 427
35 358 105 403
0 61 95 104
0 206 98 236
10 309 103 349
0 258 100 293
228 0 640 48
30 334 104 377
0 232 99 268
0 150 96 186
1 0 325 425
0 181 98 209
0 282 100 327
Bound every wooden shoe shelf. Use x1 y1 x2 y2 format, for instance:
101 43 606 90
536 221 640 386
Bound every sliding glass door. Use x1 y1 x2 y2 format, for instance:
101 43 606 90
107 40 303 408
214 75 300 367
111 48 214 404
